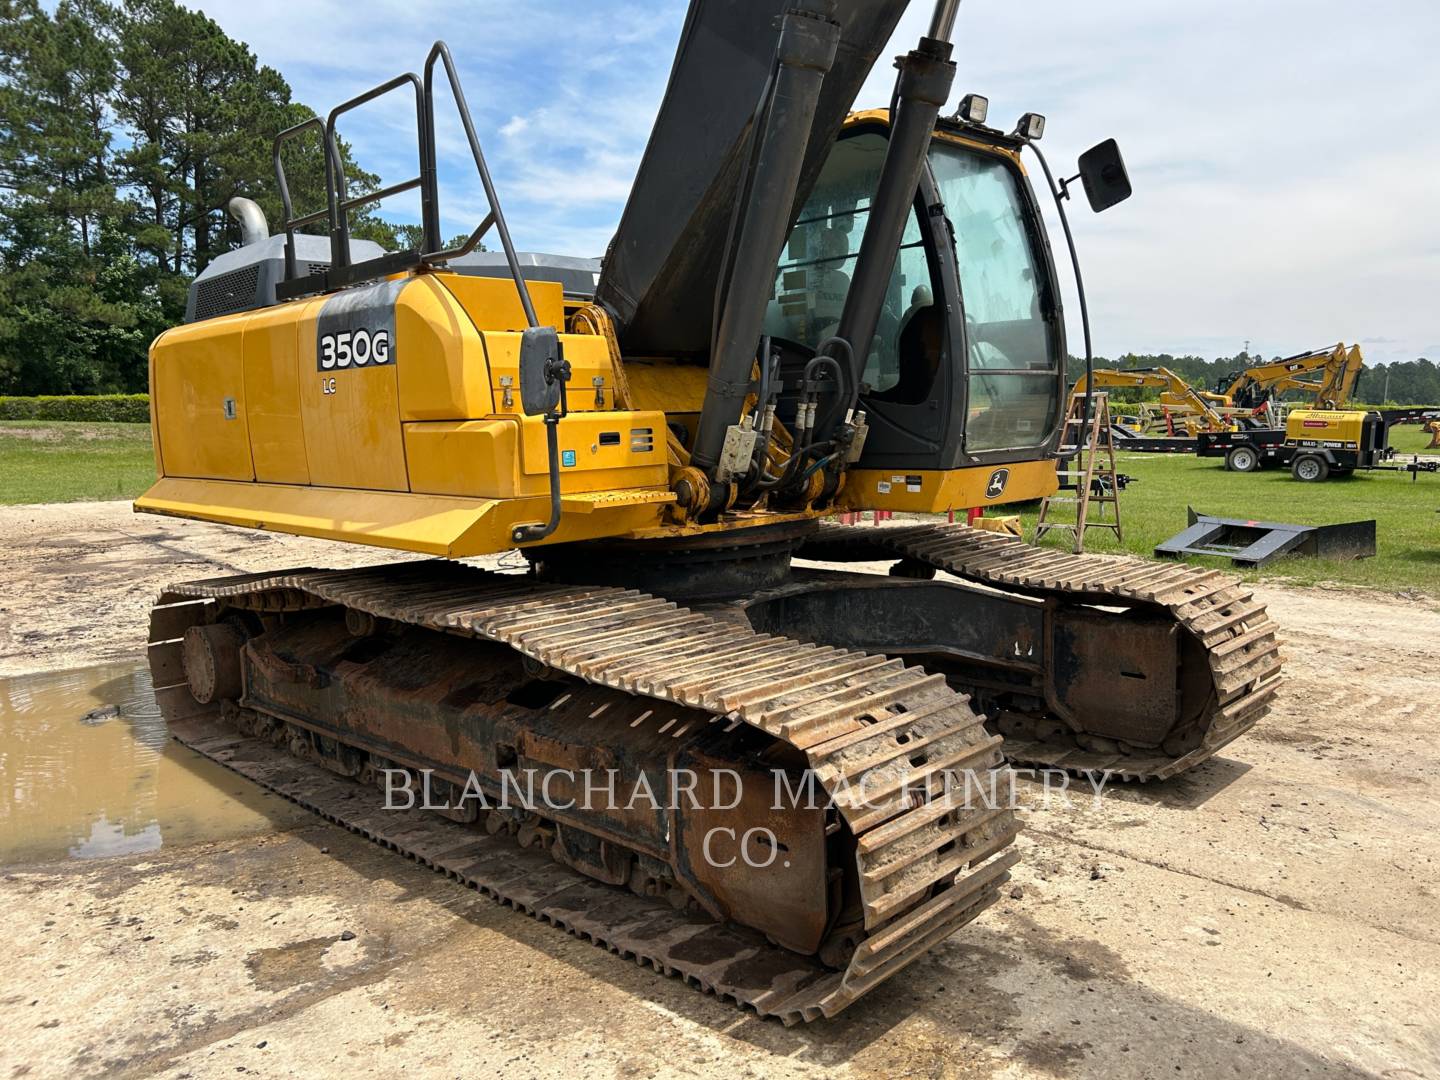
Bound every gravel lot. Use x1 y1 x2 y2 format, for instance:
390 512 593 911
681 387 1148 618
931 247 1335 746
2 501 1437 1078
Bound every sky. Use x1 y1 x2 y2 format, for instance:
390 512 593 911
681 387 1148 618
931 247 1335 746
191 0 1440 366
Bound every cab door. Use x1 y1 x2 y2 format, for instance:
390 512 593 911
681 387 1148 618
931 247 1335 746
928 137 1066 464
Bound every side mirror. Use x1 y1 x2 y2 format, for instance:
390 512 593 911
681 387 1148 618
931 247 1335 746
1077 138 1132 213
518 325 565 415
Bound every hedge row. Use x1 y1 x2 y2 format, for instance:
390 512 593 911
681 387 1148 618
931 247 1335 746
0 394 151 423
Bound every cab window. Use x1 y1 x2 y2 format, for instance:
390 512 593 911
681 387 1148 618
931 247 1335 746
763 133 941 404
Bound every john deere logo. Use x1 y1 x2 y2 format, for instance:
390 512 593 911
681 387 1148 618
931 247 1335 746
985 468 1009 499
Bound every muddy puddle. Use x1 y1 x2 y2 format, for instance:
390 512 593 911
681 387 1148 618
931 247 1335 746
0 663 312 865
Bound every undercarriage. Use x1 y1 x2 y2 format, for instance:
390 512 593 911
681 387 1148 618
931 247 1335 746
148 521 1280 1021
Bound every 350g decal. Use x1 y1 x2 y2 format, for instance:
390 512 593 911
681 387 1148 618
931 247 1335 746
313 279 406 384
318 328 391 371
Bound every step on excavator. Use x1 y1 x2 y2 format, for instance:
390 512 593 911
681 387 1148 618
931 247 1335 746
138 1 1283 1022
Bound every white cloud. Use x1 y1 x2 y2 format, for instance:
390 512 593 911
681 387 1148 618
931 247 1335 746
498 115 528 138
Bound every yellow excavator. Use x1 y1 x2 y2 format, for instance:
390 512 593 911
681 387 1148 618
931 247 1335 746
137 3 1281 1022
1214 343 1365 412
1069 366 1240 436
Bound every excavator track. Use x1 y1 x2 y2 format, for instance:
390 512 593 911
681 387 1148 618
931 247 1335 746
147 561 1019 1024
800 522 1284 781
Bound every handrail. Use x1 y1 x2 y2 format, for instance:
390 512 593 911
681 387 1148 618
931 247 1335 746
272 116 325 280
322 71 432 269
267 39 534 319
422 40 538 328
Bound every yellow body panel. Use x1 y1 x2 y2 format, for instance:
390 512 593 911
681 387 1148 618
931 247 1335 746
1285 409 1367 444
141 268 677 553
842 459 1059 513
395 275 501 421
437 271 564 334
515 412 664 486
151 319 255 480
242 304 309 484
395 274 578 421
404 411 667 499
624 359 708 414
481 331 620 413
296 295 409 491
402 420 515 498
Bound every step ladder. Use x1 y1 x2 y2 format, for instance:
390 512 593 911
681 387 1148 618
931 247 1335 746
1035 392 1123 553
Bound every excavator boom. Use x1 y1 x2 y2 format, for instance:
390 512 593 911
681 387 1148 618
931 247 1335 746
595 0 906 357
1071 366 1237 434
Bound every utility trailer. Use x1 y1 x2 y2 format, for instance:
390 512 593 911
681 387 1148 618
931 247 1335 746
1110 428 1197 454
1198 408 1438 481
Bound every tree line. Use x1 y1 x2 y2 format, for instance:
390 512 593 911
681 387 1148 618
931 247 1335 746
0 0 409 396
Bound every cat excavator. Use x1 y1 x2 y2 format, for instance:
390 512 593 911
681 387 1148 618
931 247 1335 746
137 1 1282 1022
1214 343 1365 411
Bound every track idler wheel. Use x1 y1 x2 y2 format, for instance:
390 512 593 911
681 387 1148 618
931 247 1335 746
182 622 246 704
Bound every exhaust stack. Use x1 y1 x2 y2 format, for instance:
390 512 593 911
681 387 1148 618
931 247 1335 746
227 197 269 246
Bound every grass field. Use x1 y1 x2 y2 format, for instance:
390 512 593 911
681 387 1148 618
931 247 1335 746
0 421 155 505
1387 422 1440 455
1010 447 1440 596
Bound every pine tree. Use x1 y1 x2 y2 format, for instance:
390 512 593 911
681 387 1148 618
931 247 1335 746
1 0 410 392
0 0 168 393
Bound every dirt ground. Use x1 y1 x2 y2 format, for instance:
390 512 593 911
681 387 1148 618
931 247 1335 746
2 501 1438 1079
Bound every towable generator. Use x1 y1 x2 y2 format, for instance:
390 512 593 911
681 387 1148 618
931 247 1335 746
1201 408 1439 480
139 2 1282 1021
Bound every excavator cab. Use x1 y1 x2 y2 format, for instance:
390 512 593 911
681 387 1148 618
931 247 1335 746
756 111 1127 512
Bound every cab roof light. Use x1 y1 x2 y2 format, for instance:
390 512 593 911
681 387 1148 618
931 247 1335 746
1014 112 1046 141
954 93 988 125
